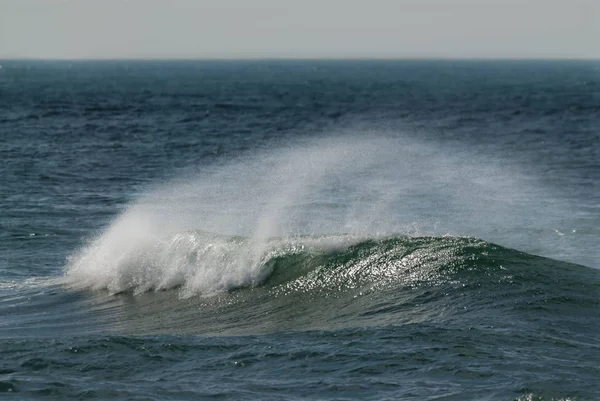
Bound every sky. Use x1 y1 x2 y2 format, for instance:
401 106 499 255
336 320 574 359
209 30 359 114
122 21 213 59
0 0 598 59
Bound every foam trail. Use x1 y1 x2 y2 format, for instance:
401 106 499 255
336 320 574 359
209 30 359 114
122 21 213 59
65 134 576 296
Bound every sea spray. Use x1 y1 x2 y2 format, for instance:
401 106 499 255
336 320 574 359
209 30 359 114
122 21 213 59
65 134 568 295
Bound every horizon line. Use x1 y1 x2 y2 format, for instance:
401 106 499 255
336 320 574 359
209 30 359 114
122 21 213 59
1 56 599 62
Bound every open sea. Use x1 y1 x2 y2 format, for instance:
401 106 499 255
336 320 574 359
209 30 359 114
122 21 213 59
1 59 599 400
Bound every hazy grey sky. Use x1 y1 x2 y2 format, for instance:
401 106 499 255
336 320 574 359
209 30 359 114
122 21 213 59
1 0 598 59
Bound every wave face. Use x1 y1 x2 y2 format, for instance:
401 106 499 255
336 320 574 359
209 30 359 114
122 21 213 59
66 231 484 297
63 231 600 337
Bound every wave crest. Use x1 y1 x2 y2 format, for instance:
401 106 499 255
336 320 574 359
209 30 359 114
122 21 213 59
66 215 495 298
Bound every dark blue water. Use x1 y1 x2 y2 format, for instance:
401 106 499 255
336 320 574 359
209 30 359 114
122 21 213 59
1 60 599 400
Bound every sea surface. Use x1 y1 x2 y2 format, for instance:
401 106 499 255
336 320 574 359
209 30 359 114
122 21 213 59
1 60 599 400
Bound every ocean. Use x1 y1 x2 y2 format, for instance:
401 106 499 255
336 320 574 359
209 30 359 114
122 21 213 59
1 59 599 400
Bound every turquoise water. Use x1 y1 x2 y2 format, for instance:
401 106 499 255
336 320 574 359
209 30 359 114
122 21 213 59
1 60 599 400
